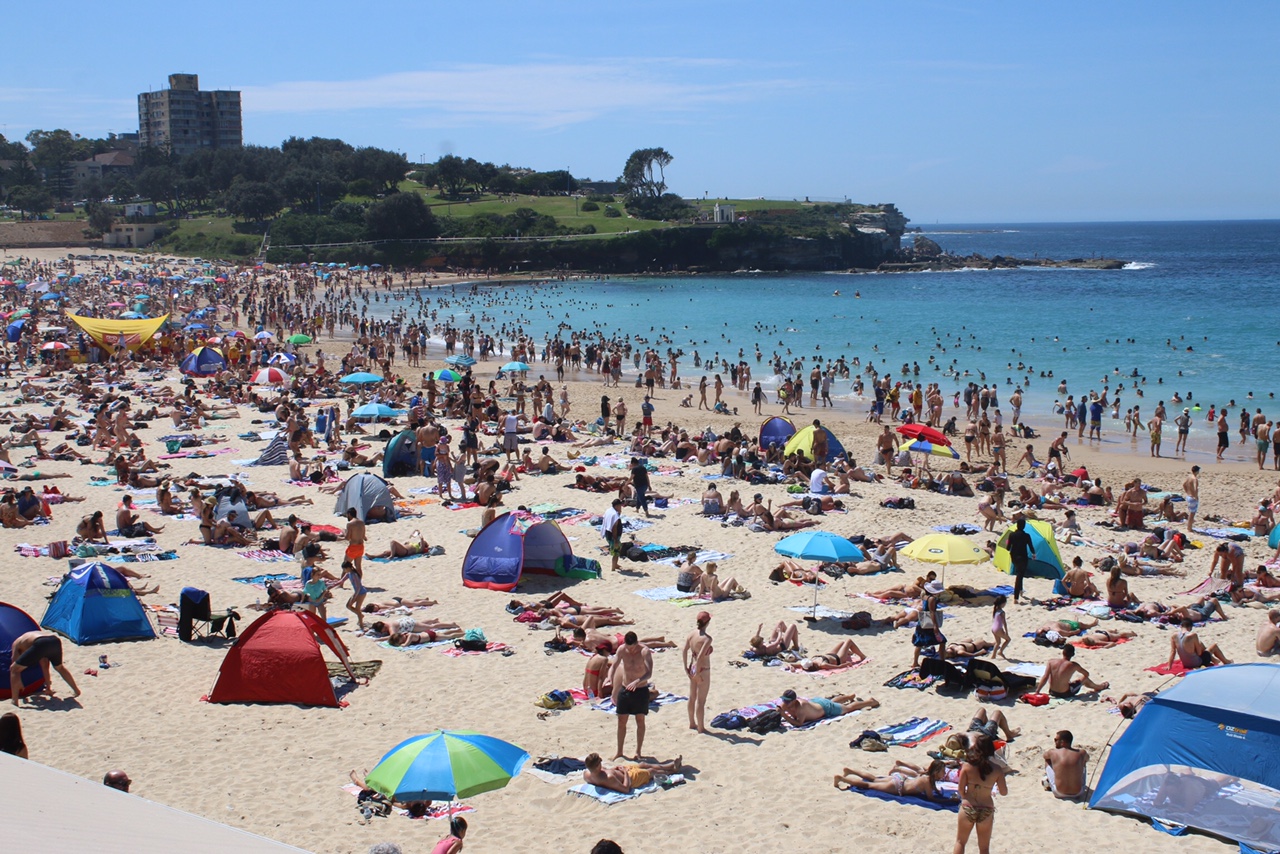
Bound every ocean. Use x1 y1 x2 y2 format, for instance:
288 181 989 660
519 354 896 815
370 220 1280 458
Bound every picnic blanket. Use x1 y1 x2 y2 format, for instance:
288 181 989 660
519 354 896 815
592 692 687 714
1146 660 1206 677
525 756 587 784
875 717 952 747
236 549 296 563
568 780 660 805
1192 527 1254 540
368 552 435 564
378 638 454 652
846 783 959 812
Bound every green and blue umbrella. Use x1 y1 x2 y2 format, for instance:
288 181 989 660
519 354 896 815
433 368 461 383
365 730 529 802
444 354 476 368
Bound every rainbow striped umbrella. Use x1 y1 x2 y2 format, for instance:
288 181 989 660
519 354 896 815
365 730 528 801
898 439 960 460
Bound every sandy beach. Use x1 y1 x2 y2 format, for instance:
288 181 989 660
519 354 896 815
2 246 1275 854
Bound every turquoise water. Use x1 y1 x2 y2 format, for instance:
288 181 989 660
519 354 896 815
377 221 1279 415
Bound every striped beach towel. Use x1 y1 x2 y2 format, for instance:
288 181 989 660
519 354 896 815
875 717 952 747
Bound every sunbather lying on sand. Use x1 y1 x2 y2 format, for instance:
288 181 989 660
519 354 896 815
833 762 947 799
779 689 878 725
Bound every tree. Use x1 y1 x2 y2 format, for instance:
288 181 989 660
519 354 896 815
25 129 88 201
435 154 468 197
0 134 28 161
223 180 283 223
621 148 673 200
136 166 180 212
364 192 437 241
7 185 52 216
84 202 115 237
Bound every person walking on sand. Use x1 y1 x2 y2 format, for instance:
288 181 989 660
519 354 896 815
1005 518 1036 605
954 734 1006 854
344 508 366 576
610 632 654 759
683 611 713 734
1184 465 1200 533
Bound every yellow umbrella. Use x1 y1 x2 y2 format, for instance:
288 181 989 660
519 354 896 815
900 532 988 587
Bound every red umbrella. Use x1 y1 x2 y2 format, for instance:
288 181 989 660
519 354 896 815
252 367 288 385
896 423 950 445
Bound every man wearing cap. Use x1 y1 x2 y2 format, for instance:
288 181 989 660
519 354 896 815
610 632 654 759
1005 518 1037 605
779 688 879 726
1174 408 1192 454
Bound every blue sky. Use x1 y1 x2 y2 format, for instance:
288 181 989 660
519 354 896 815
4 1 1278 222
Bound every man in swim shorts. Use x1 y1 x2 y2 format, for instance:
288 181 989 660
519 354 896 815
609 632 654 759
341 559 369 628
9 630 81 706
583 752 682 794
1043 730 1089 799
779 689 879 726
1183 465 1200 533
344 508 366 574
1035 645 1108 699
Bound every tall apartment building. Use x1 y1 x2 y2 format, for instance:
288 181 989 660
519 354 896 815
137 73 242 156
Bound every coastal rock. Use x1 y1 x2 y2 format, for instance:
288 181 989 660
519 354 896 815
912 236 943 258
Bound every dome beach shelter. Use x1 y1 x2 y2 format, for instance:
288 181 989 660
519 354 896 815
40 563 155 644
462 512 600 592
1089 663 1280 851
207 609 356 707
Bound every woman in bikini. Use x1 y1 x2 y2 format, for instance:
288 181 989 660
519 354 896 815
697 563 750 601
683 611 713 733
369 618 463 640
76 510 109 542
1075 628 1138 648
583 645 611 699
360 596 439 613
834 761 946 800
793 637 866 671
954 734 1006 854
749 621 801 656
867 574 935 602
1105 565 1139 609
768 559 819 584
367 531 429 560
946 638 995 657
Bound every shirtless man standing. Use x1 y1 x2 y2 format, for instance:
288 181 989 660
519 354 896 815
610 632 654 759
1173 408 1192 455
876 426 897 477
1034 646 1108 699
1043 730 1089 799
1183 465 1200 533
1257 610 1280 656
344 508 366 576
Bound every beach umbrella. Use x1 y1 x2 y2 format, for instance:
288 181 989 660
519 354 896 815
433 368 461 383
341 371 384 384
267 352 297 365
205 336 223 345
251 367 288 385
365 730 528 803
896 424 950 446
501 360 531 373
10 309 29 318
352 403 405 420
444 354 476 368
287 334 312 344
107 302 126 308
39 292 61 301
900 532 987 586
184 323 209 332
774 530 865 563
254 331 274 340
6 320 26 342
119 312 147 320
775 530 865 620
898 440 960 460
41 341 70 350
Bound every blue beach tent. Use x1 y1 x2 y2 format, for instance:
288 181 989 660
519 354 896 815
461 512 599 592
0 601 45 699
759 416 796 450
180 346 227 376
41 563 155 644
5 319 26 343
383 430 419 478
1090 663 1280 851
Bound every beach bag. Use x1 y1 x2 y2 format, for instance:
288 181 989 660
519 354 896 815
535 690 574 710
1021 693 1050 707
976 685 1008 702
165 440 183 454
654 497 669 509
455 638 489 652
48 541 69 559
710 712 746 730
464 628 487 643
746 709 784 734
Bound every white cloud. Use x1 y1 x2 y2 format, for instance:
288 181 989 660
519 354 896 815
240 60 806 129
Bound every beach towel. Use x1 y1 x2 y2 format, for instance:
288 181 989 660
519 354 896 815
1146 660 1200 677
231 572 295 586
884 668 944 691
783 658 871 678
102 551 179 564
875 717 952 747
1005 662 1046 679
236 549 296 563
568 780 660 805
712 698 860 732
368 552 435 564
592 692 687 714
845 783 959 812
1069 636 1130 649
632 586 696 601
378 638 454 652
1179 576 1230 596
1192 527 1254 540
440 642 510 657
787 605 855 620
933 524 980 535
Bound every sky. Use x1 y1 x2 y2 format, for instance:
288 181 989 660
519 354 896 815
4 1 1278 223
